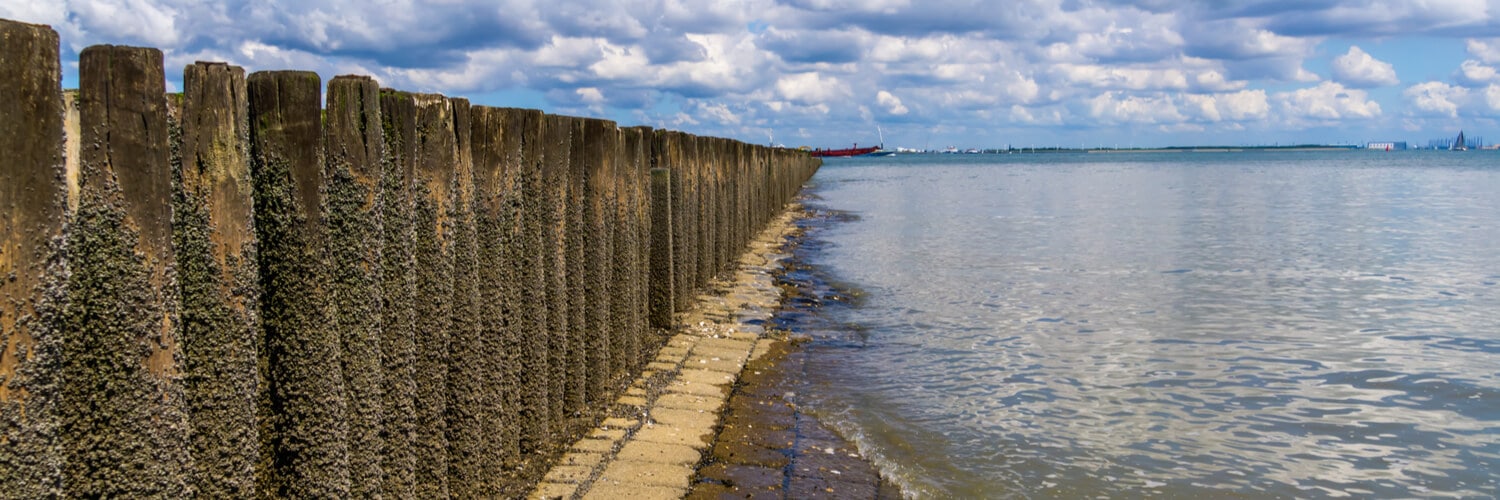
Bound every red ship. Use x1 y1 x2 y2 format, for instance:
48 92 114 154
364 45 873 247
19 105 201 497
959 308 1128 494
807 143 882 157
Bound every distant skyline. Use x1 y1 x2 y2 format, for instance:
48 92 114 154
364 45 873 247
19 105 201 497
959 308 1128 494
4 1 1500 148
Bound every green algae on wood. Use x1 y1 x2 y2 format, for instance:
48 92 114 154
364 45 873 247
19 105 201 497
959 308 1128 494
649 165 675 330
629 127 655 368
0 30 824 496
457 104 521 495
614 126 645 376
563 116 589 416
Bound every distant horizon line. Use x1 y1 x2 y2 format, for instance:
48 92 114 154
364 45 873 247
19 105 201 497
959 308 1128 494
816 144 1500 154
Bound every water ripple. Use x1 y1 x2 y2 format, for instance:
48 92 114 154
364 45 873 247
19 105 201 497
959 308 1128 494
790 154 1500 499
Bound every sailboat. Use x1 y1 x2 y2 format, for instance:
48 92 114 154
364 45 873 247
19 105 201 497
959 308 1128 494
1451 130 1468 151
866 126 896 156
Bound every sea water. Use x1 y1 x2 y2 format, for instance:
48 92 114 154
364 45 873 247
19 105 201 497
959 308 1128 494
788 151 1500 498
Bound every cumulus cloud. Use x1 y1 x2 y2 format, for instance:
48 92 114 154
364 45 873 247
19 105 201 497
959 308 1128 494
5 0 1494 147
1053 64 1189 91
0 0 67 26
1457 59 1499 86
576 87 605 104
1087 92 1187 124
1404 81 1468 117
781 0 1054 39
1331 46 1398 87
1183 23 1311 61
759 27 869 64
1274 81 1380 122
1192 70 1248 92
876 90 909 115
1171 17 1328 85
1469 38 1500 63
1078 88 1268 126
691 101 742 125
1197 89 1271 121
776 72 851 104
1066 15 1184 63
1214 0 1500 37
71 0 182 47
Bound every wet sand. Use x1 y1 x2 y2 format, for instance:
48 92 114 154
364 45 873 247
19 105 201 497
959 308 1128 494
689 335 902 499
528 205 897 499
688 206 900 499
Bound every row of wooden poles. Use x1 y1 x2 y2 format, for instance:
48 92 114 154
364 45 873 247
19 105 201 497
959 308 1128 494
0 20 820 498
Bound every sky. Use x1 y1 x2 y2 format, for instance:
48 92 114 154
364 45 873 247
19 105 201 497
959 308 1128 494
4 1 1500 149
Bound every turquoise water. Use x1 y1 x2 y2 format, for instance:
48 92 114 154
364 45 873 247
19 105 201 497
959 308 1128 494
790 151 1500 498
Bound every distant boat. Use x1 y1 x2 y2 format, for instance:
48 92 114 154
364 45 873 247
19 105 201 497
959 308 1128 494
809 125 897 157
808 143 882 157
1451 130 1468 151
866 126 896 156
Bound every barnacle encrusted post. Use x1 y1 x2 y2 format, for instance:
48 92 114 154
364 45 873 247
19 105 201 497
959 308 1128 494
247 70 349 498
174 61 260 498
324 75 385 498
0 19 68 498
64 43 193 498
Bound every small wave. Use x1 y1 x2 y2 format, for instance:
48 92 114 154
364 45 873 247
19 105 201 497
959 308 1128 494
1222 356 1326 371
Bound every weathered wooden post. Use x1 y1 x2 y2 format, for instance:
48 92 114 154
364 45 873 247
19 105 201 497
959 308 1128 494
540 113 572 435
563 116 590 413
447 98 494 497
174 61 259 498
60 43 193 497
615 127 645 372
0 19 68 497
648 163 675 330
377 88 418 497
498 107 550 457
582 117 616 404
712 138 728 277
629 126 654 364
693 136 712 289
468 106 527 486
248 69 349 498
410 93 456 499
665 131 696 311
324 74 385 497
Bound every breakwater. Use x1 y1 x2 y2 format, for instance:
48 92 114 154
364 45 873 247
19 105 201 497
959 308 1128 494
0 18 819 498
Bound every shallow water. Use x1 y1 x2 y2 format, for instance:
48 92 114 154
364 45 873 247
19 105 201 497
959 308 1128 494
790 151 1500 498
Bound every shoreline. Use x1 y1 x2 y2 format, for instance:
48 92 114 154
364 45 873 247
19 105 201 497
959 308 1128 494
689 336 901 499
527 204 897 499
687 207 900 498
